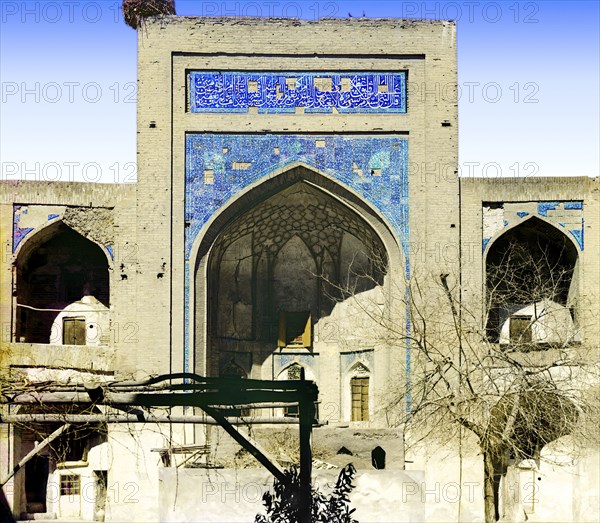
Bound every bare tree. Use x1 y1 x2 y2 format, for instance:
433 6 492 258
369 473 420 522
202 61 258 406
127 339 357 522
322 240 598 523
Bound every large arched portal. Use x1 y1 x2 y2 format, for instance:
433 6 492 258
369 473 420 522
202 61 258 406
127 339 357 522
485 217 579 346
193 170 396 381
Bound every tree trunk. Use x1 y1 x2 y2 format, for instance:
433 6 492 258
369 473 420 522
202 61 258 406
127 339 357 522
500 464 527 522
483 449 498 523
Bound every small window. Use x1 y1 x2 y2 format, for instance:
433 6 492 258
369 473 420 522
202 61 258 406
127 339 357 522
351 376 369 422
510 315 532 344
60 474 80 496
221 360 249 417
278 311 311 348
55 428 88 462
221 360 246 379
284 363 303 417
371 446 386 469
63 318 86 345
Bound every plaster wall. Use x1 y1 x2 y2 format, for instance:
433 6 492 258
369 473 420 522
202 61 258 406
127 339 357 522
100 424 169 523
49 296 110 347
497 299 577 345
158 467 426 523
496 438 600 523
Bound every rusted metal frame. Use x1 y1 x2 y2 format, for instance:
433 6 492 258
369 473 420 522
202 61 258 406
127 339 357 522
298 395 315 523
104 372 313 390
10 376 314 394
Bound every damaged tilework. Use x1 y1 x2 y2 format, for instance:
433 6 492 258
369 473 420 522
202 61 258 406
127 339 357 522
13 205 67 252
185 134 409 257
12 206 34 252
482 201 585 252
189 72 407 114
273 353 319 379
341 350 375 374
12 205 115 257
184 134 409 373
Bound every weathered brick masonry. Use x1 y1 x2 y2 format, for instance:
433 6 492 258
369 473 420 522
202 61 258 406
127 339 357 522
0 16 598 523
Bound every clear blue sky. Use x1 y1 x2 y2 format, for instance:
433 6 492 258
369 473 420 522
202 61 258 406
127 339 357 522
1 1 598 182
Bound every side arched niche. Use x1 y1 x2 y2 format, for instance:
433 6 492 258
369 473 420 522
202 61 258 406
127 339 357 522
485 216 580 347
192 165 401 380
15 221 110 344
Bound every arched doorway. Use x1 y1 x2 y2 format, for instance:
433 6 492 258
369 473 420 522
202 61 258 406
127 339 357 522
490 392 579 521
485 217 579 347
15 222 110 344
192 167 398 382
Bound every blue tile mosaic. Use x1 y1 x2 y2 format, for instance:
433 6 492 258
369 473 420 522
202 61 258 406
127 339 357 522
482 237 491 253
569 228 584 250
537 201 584 250
13 225 34 252
185 134 409 257
537 201 560 217
184 260 190 375
482 202 584 253
564 201 583 210
190 72 407 114
184 133 410 374
12 206 33 253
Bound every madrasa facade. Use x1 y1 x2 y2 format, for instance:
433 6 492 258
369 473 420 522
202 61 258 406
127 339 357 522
1 16 598 523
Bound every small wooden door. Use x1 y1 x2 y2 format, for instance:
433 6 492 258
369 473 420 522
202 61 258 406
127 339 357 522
63 318 86 345
351 377 369 421
510 316 532 344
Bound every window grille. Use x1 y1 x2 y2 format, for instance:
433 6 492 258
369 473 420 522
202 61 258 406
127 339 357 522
60 474 80 496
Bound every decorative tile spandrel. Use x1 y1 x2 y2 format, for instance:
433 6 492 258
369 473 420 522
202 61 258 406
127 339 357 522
482 201 584 252
185 134 409 258
183 133 410 374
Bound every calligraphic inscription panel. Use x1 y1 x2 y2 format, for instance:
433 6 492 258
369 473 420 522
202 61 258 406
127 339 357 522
189 72 407 114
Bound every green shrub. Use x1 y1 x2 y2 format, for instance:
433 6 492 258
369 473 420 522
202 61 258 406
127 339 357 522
255 463 358 523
